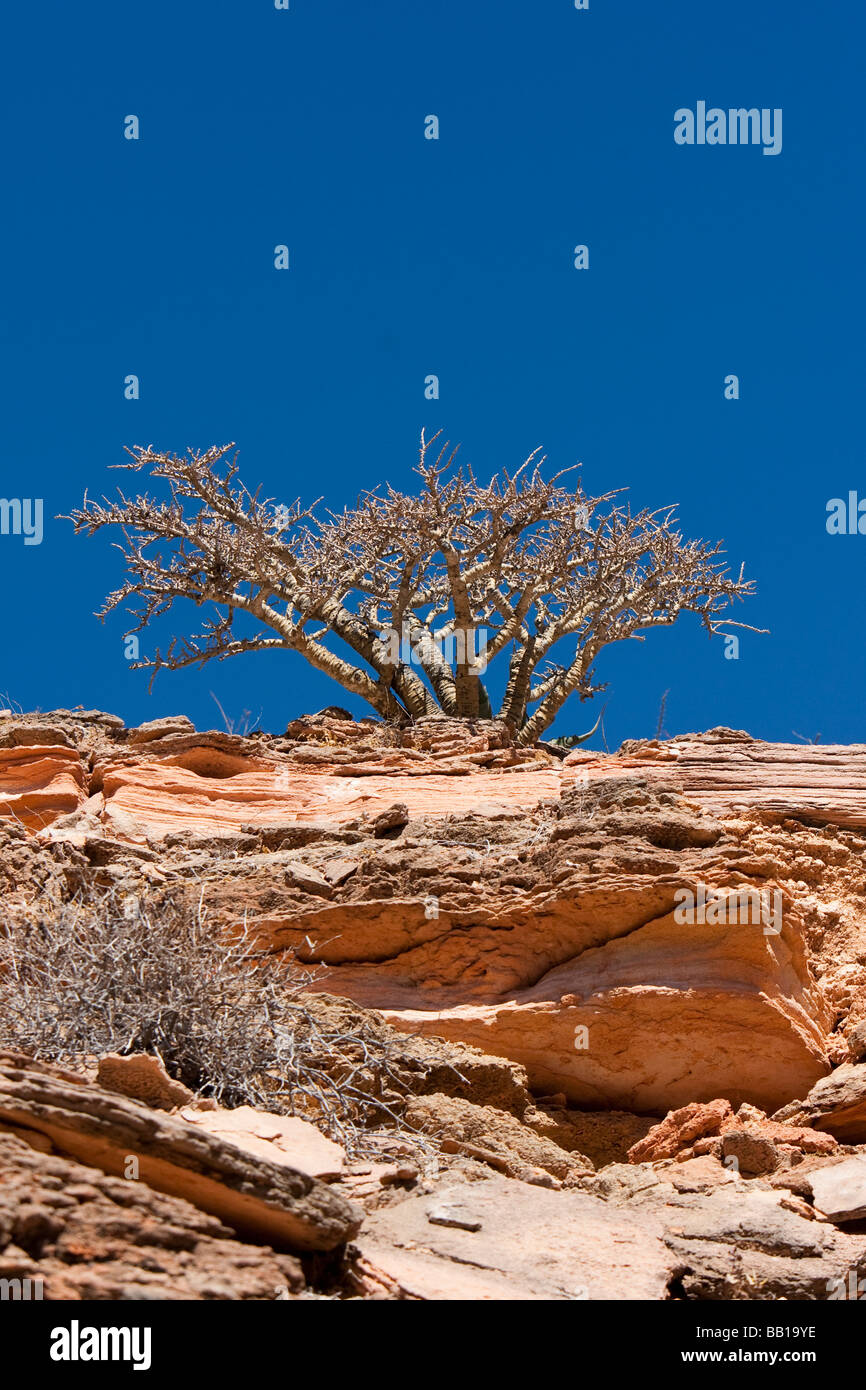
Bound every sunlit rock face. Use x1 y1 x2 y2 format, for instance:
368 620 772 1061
4 710 866 1115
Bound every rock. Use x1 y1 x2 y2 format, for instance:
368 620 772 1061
96 1053 195 1110
665 1155 739 1192
175 1105 346 1181
0 723 74 748
9 709 866 1301
0 1053 360 1252
773 1064 866 1142
628 1101 733 1163
284 861 331 894
720 1129 779 1177
352 1175 677 1300
600 730 866 831
404 1094 592 1182
659 1186 866 1299
323 857 361 886
808 1156 866 1223
369 803 409 837
5 713 860 1114
0 1130 304 1300
582 1163 866 1299
630 1099 839 1167
0 745 87 830
426 1201 483 1232
53 709 126 728
663 1187 827 1258
128 716 196 744
846 1020 866 1062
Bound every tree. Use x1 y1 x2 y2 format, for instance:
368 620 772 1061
69 432 762 745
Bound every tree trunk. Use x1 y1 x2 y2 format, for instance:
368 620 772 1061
500 637 536 729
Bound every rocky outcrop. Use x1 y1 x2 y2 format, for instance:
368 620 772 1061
627 1099 839 1173
352 1167 866 1301
5 711 866 1117
773 1064 866 1142
0 1131 306 1300
0 1053 360 1252
6 709 866 1299
602 730 866 830
6 710 866 840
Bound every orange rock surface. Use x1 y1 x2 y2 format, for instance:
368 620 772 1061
5 711 866 1118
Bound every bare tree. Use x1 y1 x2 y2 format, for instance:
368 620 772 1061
68 432 763 744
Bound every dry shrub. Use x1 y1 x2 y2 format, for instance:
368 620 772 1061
0 888 440 1155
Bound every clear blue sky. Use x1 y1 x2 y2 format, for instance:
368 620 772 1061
1 0 862 748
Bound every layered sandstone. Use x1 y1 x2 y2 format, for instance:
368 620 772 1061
4 710 866 1118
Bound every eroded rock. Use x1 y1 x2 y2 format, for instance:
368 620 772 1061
0 1131 304 1300
0 1053 360 1252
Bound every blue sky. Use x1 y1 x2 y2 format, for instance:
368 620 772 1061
1 0 862 749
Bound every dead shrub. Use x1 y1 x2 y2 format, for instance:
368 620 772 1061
0 888 441 1156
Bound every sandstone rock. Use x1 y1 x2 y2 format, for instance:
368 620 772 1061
7 711 866 1221
352 1161 866 1301
0 1053 360 1252
0 745 87 831
128 716 196 744
582 1161 866 1299
630 1099 839 1167
352 1175 677 1300
809 1156 866 1223
404 1093 592 1183
175 1105 346 1180
773 1064 866 1142
426 1200 483 1232
597 731 866 831
96 1053 195 1110
323 857 361 886
664 1155 739 1192
659 1185 866 1299
628 1101 733 1164
0 1130 304 1300
0 723 74 748
369 803 409 837
846 1020 866 1062
720 1129 779 1177
53 709 126 729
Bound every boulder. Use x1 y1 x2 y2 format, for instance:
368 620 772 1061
810 1156 866 1224
0 1130 304 1300
774 1064 866 1142
0 1053 360 1252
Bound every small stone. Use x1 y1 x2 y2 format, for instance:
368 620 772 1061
810 1156 866 1223
97 1053 194 1111
846 1021 866 1063
426 1202 482 1232
721 1129 779 1176
370 803 409 837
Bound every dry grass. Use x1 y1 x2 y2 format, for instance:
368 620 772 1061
0 888 443 1157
